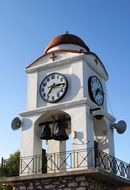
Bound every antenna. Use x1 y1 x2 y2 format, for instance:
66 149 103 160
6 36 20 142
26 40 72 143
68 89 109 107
11 117 21 131
111 120 127 134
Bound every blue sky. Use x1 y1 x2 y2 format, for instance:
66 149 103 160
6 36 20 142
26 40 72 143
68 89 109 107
0 0 130 163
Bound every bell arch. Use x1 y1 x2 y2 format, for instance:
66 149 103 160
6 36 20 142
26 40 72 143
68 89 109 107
34 109 71 150
35 109 71 127
34 109 71 173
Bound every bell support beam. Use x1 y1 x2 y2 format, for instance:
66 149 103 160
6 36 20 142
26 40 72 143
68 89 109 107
39 118 70 127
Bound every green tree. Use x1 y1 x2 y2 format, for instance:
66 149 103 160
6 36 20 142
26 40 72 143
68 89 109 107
0 151 20 177
0 182 5 190
0 151 20 190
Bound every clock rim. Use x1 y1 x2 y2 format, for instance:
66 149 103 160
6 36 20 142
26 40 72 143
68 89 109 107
88 75 104 106
39 72 68 103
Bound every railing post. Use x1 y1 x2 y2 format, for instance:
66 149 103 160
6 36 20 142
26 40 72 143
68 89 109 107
94 140 99 168
42 149 47 173
128 164 130 179
1 157 4 177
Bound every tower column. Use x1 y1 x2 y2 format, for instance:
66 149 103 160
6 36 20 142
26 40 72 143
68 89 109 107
47 140 66 172
66 105 95 169
20 116 42 176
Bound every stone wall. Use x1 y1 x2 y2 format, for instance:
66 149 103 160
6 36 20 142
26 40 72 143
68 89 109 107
117 187 130 190
14 175 117 190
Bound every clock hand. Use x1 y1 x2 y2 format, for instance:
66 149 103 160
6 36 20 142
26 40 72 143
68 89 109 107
48 83 65 89
48 83 56 88
99 88 104 95
47 87 53 95
95 89 99 96
53 82 65 87
47 83 56 95
47 82 65 95
96 88 104 96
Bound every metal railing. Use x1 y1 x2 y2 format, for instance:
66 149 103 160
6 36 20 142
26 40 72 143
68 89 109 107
97 150 130 179
19 148 94 174
45 148 94 172
1 148 130 180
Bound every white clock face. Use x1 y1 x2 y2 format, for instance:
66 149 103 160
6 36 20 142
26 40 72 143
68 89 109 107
39 73 68 103
88 76 104 106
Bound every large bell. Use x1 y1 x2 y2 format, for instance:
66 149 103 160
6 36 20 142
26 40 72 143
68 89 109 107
40 124 52 140
52 119 69 141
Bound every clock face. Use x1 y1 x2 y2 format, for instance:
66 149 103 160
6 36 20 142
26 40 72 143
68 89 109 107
88 76 104 106
39 73 68 103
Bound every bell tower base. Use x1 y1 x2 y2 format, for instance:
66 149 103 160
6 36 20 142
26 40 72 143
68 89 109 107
1 168 130 190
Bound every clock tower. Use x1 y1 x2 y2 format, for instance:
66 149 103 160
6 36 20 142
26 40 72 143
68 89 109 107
19 33 116 175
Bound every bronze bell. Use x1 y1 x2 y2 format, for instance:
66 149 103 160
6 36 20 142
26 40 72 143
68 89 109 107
40 124 52 140
52 119 69 141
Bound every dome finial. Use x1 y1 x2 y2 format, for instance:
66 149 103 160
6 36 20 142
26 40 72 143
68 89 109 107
65 30 69 34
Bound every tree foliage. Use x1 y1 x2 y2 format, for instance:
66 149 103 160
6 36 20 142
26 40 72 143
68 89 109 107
0 151 20 190
0 182 5 190
0 151 20 177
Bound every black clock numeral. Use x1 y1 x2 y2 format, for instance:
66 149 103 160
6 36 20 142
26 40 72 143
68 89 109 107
41 88 44 92
61 88 64 92
51 75 55 79
43 93 46 97
60 78 63 82
57 93 60 97
95 77 97 82
47 95 50 100
43 83 47 87
57 75 59 79
52 96 55 100
47 77 50 82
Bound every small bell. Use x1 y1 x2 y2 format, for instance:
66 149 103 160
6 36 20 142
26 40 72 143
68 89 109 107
52 119 69 141
40 124 52 140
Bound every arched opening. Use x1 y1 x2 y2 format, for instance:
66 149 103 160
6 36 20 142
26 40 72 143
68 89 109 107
35 110 71 147
34 109 71 172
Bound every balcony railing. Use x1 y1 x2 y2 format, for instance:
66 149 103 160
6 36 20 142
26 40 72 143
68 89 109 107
1 148 130 180
97 150 130 179
19 148 94 175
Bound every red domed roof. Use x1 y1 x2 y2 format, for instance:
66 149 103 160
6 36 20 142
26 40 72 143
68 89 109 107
45 33 90 54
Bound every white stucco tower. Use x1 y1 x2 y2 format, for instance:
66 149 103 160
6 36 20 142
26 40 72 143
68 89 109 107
19 33 116 175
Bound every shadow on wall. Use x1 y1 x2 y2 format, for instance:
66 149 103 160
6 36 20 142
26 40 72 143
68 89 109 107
22 118 32 131
66 74 81 100
93 118 109 151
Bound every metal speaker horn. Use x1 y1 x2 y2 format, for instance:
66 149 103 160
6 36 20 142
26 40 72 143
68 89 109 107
52 119 69 141
40 124 52 140
115 120 127 134
111 120 127 134
11 117 21 130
